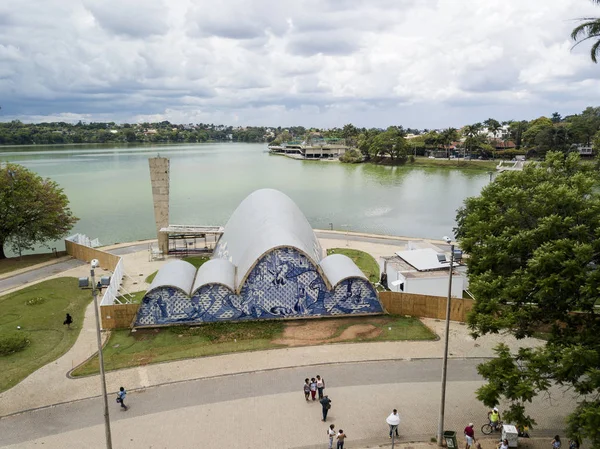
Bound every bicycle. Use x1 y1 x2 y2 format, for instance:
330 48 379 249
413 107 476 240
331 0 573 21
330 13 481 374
481 421 503 435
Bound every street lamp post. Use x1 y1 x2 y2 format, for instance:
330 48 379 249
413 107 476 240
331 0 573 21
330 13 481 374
90 259 113 449
437 240 455 446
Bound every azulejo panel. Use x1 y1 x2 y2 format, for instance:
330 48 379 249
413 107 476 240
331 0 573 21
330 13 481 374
134 248 383 327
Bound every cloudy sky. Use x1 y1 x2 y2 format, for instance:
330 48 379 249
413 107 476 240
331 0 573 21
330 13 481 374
1 0 599 128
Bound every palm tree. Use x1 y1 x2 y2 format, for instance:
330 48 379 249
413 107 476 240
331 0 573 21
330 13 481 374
571 0 600 62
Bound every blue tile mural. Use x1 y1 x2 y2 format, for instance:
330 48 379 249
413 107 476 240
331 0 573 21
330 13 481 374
135 248 383 327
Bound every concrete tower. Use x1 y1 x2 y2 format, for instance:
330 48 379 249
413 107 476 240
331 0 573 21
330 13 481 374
148 157 170 254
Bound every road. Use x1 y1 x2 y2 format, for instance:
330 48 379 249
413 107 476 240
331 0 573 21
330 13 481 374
0 258 84 293
0 359 572 449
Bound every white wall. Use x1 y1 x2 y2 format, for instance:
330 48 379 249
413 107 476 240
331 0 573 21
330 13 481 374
406 275 464 297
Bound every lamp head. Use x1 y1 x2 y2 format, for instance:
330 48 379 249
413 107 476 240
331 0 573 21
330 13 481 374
90 259 100 269
443 236 452 244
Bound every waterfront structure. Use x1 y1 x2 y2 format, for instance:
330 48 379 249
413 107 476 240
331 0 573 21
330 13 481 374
135 189 383 326
269 136 349 159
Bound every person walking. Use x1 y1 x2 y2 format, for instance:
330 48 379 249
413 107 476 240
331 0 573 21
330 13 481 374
310 377 317 401
316 375 325 399
552 435 561 449
327 424 336 449
464 423 475 449
386 409 400 439
336 429 347 449
63 313 73 329
320 395 332 421
116 386 128 410
303 378 311 401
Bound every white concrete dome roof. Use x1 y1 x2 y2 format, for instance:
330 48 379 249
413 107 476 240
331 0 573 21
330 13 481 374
191 258 236 294
319 253 368 288
213 188 323 290
147 259 197 295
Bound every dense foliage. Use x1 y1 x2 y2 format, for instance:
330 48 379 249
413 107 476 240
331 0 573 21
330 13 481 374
455 152 600 446
0 163 78 259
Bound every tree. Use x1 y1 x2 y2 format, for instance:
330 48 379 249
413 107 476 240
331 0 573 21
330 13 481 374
571 0 600 62
357 129 380 160
551 112 562 123
455 152 600 446
0 163 78 259
440 128 459 157
370 127 408 163
484 118 502 138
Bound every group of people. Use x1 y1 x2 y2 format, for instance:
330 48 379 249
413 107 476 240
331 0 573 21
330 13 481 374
303 375 332 422
303 375 326 402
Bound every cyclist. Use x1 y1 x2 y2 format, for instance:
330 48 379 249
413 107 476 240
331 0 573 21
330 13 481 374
487 407 501 431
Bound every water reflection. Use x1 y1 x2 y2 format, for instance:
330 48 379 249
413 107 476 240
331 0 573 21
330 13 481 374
1 143 489 252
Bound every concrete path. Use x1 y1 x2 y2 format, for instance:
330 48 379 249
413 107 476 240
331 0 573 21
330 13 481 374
0 359 573 448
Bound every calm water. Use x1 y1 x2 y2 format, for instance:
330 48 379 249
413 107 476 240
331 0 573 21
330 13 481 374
0 143 489 250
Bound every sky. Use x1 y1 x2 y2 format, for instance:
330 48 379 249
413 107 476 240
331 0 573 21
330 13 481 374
1 0 599 128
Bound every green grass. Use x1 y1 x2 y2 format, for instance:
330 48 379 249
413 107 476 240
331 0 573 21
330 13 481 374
117 291 146 304
71 315 435 376
330 315 436 342
327 248 380 283
0 277 93 392
0 251 68 276
145 255 210 284
72 321 286 376
409 157 497 171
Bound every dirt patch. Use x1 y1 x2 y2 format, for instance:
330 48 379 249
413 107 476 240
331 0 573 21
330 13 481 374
273 319 386 346
332 324 381 341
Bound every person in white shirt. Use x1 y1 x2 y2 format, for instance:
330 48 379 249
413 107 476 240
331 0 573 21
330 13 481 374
386 409 400 439
327 424 336 449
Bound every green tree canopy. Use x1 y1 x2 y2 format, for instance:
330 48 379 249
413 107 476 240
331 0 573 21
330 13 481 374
455 152 600 446
0 163 78 259
370 127 408 162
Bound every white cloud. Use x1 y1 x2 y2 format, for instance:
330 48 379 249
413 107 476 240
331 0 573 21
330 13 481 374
0 0 599 127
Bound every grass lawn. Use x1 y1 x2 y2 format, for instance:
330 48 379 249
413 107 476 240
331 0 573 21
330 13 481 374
327 248 380 283
409 157 497 171
0 251 68 276
145 255 210 284
333 315 436 342
0 277 92 392
72 320 286 376
71 315 435 376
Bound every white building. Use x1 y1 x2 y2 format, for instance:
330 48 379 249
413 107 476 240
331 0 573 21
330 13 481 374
382 242 467 298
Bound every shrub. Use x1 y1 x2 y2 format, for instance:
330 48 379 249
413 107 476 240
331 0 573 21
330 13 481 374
340 149 363 163
0 333 30 356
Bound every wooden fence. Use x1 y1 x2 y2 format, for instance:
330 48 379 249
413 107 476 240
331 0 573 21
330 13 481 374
379 291 473 322
101 303 140 329
65 240 121 271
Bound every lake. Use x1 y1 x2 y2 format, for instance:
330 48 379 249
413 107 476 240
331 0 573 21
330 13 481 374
0 143 489 250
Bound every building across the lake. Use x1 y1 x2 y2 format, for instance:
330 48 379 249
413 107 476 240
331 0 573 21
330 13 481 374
135 189 383 327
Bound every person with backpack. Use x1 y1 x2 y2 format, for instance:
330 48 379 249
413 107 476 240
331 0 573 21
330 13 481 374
116 386 128 410
320 395 332 421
